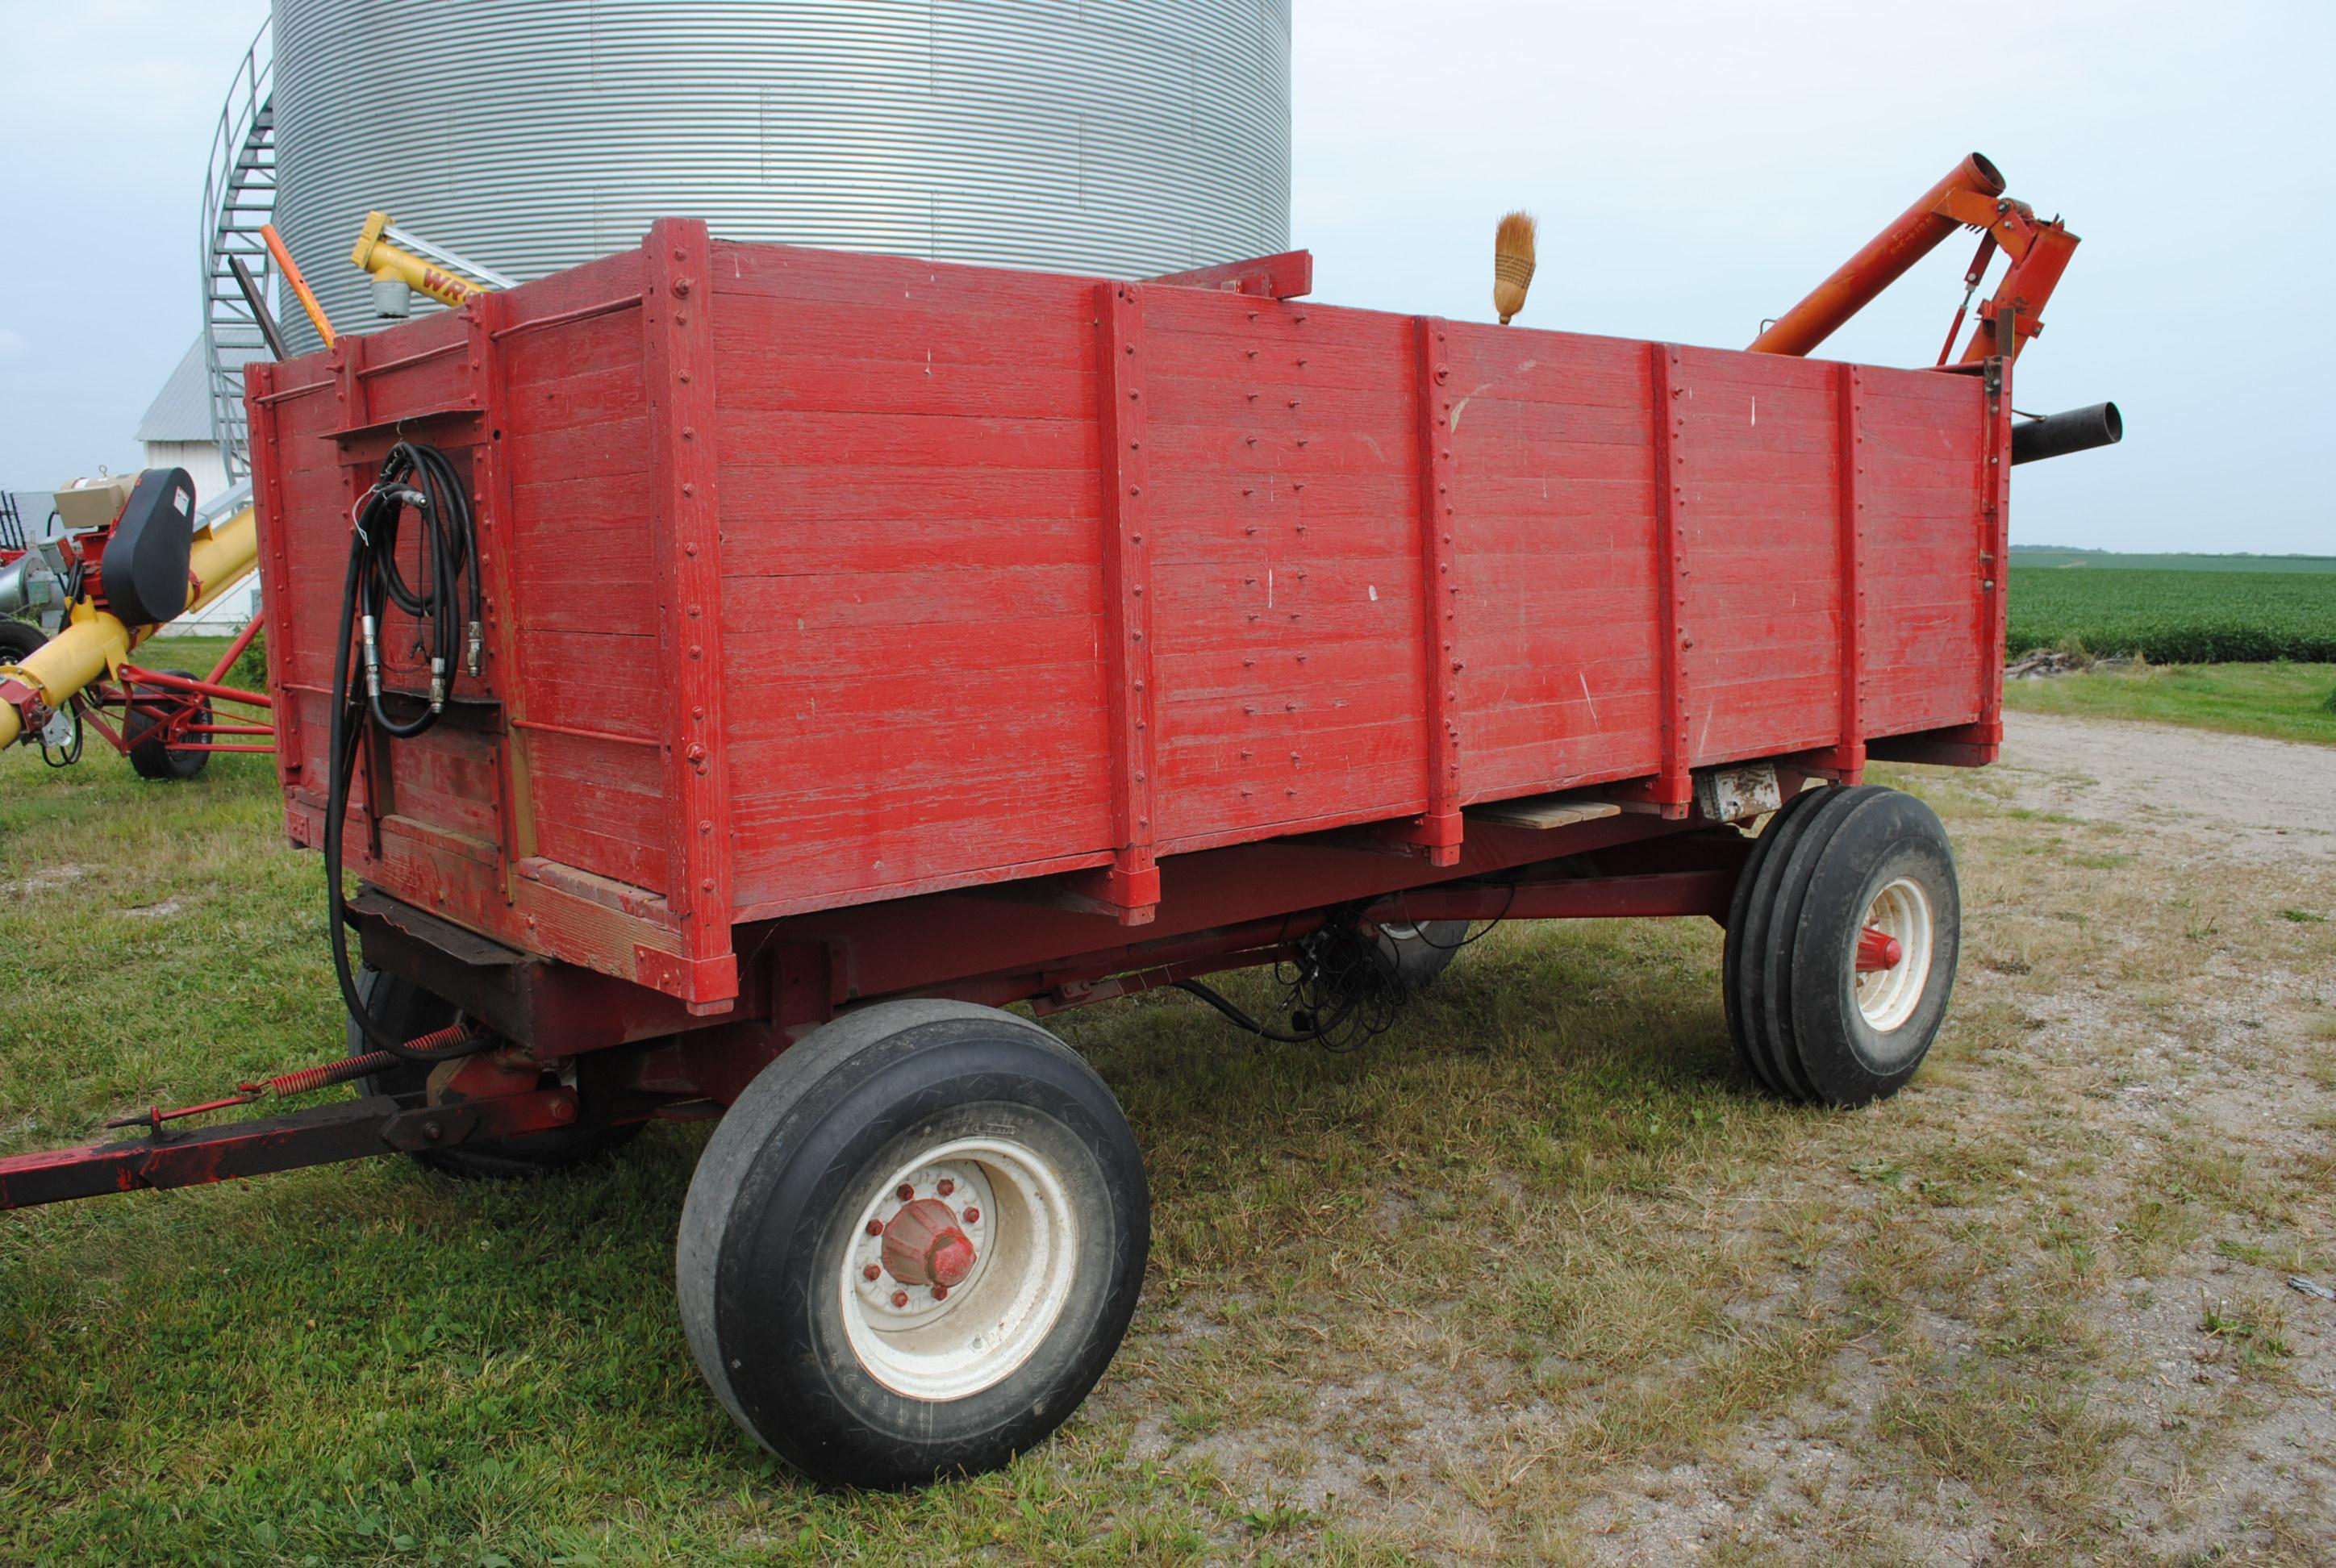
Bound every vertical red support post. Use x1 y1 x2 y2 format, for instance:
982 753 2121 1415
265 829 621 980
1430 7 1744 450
643 219 740 1011
246 361 302 787
1826 361 1868 781
1092 281 1161 924
1641 344 1693 817
1408 316 1463 868
1974 354 2013 748
466 291 537 898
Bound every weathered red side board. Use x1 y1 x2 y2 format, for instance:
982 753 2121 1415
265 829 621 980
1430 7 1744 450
248 219 2009 1016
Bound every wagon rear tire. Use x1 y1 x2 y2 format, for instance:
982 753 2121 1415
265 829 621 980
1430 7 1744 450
677 999 1149 1487
1724 786 1958 1107
1374 920 1473 991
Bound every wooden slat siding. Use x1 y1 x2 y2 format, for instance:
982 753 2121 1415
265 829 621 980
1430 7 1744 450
522 732 670 893
715 345 1095 423
491 273 664 894
1412 316 1462 865
1095 281 1161 919
285 798 686 976
348 312 473 429
720 464 1096 530
1674 347 1839 768
1855 369 1988 736
1435 324 1664 800
1138 289 1426 846
707 240 1114 921
640 219 738 1011
384 726 502 844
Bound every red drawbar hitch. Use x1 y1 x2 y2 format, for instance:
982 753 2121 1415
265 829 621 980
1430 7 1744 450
0 1029 575 1211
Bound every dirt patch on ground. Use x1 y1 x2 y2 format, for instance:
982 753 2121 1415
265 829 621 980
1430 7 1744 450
2000 711 2336 861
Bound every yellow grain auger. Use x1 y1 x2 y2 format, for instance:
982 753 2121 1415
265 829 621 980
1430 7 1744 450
0 475 268 777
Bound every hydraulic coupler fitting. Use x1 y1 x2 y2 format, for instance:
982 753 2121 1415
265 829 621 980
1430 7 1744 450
361 614 383 701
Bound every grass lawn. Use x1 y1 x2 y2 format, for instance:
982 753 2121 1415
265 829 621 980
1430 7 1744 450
2001 661 2336 748
5 678 2334 1562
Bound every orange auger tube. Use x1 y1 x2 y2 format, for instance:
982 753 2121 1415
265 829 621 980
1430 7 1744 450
1749 152 2007 357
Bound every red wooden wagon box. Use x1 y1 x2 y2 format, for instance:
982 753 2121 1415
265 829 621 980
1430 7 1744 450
248 219 2006 1016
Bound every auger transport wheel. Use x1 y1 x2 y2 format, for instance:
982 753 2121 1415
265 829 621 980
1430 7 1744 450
123 671 211 780
677 999 1149 1487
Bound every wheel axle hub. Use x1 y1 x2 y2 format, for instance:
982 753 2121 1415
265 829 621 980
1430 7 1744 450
1854 925 1904 972
881 1197 978 1287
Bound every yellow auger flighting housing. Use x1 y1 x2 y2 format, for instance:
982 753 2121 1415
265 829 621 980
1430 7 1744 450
349 211 516 318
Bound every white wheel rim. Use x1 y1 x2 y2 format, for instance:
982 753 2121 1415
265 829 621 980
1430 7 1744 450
1853 876 1935 1034
838 1135 1078 1402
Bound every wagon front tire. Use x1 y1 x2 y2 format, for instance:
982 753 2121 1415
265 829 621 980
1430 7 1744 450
1725 786 1960 1107
677 1000 1149 1487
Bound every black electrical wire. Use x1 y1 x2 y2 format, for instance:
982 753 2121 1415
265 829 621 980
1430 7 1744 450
325 443 490 1064
38 703 81 768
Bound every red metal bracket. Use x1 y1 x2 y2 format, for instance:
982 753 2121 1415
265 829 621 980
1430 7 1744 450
1093 281 1162 925
1143 250 1313 300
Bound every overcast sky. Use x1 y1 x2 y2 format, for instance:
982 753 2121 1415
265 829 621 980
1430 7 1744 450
1 0 2327 553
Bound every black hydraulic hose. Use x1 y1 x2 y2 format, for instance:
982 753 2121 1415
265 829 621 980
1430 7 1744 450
1173 978 1364 1046
326 443 488 1064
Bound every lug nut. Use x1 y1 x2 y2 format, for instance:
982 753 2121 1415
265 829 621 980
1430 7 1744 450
891 1291 910 1308
962 1207 980 1224
866 1220 882 1236
863 1264 881 1281
936 1178 955 1197
896 1183 915 1201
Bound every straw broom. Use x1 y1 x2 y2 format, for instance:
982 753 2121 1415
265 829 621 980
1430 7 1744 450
1493 211 1537 325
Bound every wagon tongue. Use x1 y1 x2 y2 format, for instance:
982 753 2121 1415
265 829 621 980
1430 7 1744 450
882 1198 977 1288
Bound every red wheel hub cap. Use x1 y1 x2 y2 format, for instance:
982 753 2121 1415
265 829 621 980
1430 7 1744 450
881 1197 977 1288
1855 925 1904 972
